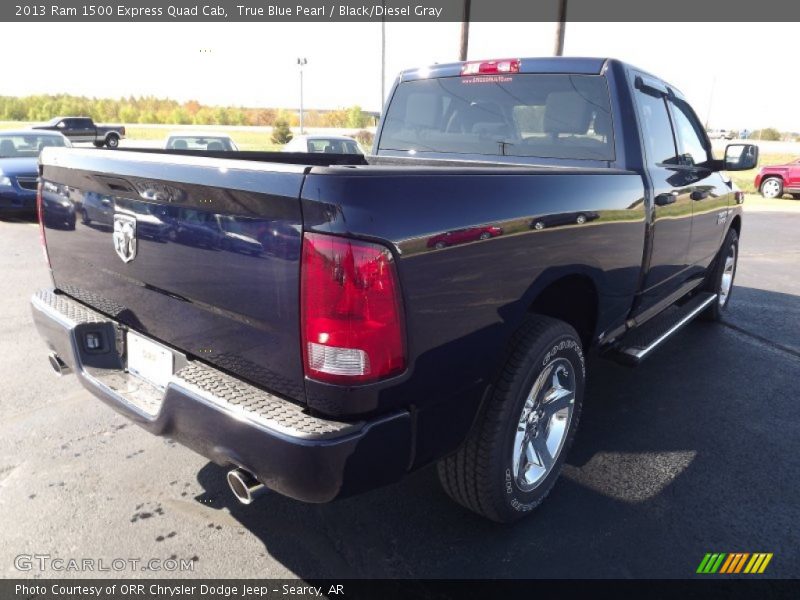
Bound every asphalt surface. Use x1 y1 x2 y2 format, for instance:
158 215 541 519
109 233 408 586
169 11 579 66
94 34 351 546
0 207 798 579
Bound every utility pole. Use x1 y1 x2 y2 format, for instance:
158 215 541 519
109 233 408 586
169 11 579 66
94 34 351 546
459 0 470 61
297 57 308 134
381 1 386 110
554 0 567 56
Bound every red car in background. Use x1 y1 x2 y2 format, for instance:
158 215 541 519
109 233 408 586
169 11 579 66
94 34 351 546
427 225 503 249
755 158 800 199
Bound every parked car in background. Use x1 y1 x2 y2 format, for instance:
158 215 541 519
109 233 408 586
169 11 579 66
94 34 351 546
33 117 125 149
165 133 238 151
283 134 363 154
707 129 735 140
0 130 71 217
754 158 800 199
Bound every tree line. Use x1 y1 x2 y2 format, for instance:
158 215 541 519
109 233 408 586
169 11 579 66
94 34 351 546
0 94 373 128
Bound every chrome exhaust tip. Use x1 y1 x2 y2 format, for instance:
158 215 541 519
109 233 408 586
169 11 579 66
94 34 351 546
48 352 70 376
226 468 267 505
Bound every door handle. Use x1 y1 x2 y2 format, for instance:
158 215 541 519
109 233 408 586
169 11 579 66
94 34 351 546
691 190 709 201
655 191 678 206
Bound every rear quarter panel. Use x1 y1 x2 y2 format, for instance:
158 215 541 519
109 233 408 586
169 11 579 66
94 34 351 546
301 168 646 460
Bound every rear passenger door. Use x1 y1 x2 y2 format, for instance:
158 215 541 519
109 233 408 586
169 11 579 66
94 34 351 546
667 97 732 273
632 77 693 316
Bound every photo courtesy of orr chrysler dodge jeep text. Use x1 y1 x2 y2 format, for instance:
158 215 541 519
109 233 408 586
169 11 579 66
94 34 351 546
31 58 757 523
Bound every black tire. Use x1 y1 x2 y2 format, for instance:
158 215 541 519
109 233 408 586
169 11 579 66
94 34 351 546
576 213 587 225
479 232 491 240
93 141 104 148
792 194 800 200
105 134 120 149
759 177 783 199
700 228 739 321
434 241 447 249
437 315 585 522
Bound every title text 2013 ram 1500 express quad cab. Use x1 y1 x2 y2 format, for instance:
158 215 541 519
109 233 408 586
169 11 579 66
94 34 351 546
32 58 758 522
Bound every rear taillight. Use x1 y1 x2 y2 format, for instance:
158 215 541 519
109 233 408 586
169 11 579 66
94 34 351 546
461 59 520 76
301 232 405 384
36 182 51 267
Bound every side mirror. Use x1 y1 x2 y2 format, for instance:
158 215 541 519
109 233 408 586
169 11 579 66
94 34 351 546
724 143 759 171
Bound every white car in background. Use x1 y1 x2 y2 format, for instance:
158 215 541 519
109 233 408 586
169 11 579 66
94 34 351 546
282 135 363 154
164 132 238 151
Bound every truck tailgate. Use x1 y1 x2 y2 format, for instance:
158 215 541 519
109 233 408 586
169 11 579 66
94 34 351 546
39 148 308 402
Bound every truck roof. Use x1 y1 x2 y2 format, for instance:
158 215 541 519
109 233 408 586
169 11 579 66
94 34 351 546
400 57 610 82
398 56 684 100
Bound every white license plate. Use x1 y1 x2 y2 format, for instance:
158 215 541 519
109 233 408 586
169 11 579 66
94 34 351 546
126 331 174 389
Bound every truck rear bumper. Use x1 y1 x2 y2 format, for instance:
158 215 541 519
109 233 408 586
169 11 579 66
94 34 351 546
30 289 412 503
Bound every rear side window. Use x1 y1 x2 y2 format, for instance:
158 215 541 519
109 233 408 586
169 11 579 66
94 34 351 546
379 74 614 161
634 89 677 166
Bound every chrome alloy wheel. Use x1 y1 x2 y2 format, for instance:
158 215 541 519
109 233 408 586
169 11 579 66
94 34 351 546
719 243 737 307
511 357 576 492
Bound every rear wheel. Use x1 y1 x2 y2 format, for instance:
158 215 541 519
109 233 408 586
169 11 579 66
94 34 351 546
760 177 783 199
701 228 739 321
437 315 584 522
792 194 800 200
576 214 587 225
93 141 104 148
105 134 120 149
479 232 491 240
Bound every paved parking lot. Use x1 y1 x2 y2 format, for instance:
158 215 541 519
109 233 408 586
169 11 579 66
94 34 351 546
0 206 798 579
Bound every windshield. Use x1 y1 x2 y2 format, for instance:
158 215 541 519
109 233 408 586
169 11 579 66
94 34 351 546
166 136 237 151
0 133 70 158
379 74 614 161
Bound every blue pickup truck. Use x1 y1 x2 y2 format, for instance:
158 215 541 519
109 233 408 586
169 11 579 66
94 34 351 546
32 58 757 523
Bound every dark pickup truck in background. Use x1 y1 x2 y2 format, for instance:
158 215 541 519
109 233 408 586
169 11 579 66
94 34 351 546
32 57 757 523
33 116 126 148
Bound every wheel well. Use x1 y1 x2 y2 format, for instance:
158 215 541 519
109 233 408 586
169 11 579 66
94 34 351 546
761 174 783 185
528 275 598 348
729 214 742 238
106 132 119 140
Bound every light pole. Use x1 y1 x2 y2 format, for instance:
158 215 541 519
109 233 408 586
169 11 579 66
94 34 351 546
297 57 308 134
381 1 386 110
459 0 471 61
554 0 567 56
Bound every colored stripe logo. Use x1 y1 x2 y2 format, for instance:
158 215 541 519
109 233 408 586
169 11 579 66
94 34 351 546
697 553 773 574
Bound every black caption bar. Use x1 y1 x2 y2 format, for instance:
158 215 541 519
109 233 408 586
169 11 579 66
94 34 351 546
3 0 800 22
3 579 800 600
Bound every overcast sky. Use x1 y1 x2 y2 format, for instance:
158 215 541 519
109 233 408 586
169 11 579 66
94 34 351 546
1 21 795 131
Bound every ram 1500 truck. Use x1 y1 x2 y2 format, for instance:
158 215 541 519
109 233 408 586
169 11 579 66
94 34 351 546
33 116 126 149
31 58 758 523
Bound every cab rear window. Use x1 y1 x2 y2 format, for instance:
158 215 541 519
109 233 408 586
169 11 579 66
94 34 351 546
379 74 614 161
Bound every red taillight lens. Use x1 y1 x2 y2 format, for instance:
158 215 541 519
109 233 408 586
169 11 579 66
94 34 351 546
461 59 520 76
301 232 405 384
37 182 51 267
